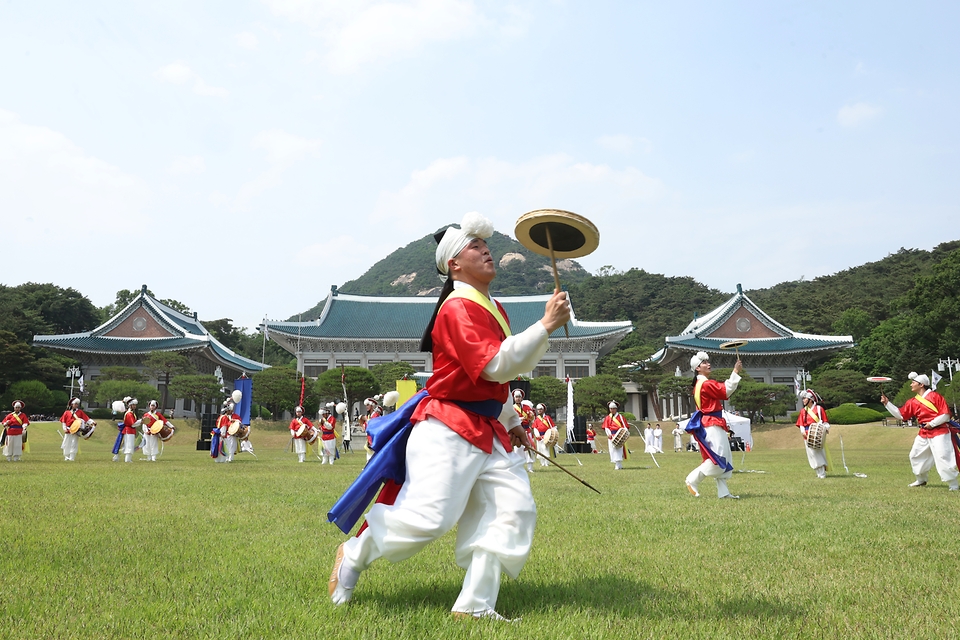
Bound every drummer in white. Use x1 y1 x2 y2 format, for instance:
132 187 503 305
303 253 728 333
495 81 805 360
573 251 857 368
795 389 830 478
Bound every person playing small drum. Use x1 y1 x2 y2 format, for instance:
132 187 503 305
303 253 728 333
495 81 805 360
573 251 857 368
290 406 314 463
796 388 830 479
60 398 94 462
602 401 628 470
533 402 554 466
319 405 338 465
2 400 29 462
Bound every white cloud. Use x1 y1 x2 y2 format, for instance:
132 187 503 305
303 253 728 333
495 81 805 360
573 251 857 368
154 61 229 98
167 155 206 175
217 129 322 211
0 109 151 244
837 102 882 127
236 31 260 50
262 0 521 73
597 134 653 153
371 153 666 233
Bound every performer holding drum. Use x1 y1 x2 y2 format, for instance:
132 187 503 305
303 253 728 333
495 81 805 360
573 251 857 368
603 401 629 470
290 406 316 463
796 389 830 479
60 398 95 462
320 404 338 465
882 372 958 490
141 400 173 462
2 400 29 462
533 403 556 466
513 389 535 472
684 351 742 499
586 426 597 453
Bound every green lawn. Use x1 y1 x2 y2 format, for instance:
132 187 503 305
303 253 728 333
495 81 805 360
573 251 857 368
1 420 957 639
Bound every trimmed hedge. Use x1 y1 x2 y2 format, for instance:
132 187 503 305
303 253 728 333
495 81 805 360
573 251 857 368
824 403 886 425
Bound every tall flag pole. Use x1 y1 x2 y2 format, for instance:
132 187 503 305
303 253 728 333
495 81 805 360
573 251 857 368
566 376 574 444
261 315 268 367
341 365 351 433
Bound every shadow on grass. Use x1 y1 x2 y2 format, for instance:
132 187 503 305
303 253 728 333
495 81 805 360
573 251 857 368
364 573 802 621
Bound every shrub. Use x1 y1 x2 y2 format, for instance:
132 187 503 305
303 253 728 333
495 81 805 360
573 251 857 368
826 403 886 425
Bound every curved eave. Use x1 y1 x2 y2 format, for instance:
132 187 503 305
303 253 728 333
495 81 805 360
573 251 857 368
206 341 268 372
33 335 205 354
662 336 854 356
263 321 633 341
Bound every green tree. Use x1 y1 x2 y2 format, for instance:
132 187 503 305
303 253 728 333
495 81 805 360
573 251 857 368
142 352 195 411
369 362 417 395
0 380 54 414
832 308 875 343
315 367 379 415
529 376 567 412
203 318 244 351
812 369 876 407
0 331 34 394
730 379 793 421
168 375 223 418
252 367 301 417
573 375 626 419
93 380 160 407
97 367 144 382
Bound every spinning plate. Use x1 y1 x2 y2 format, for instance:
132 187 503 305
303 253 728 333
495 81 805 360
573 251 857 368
866 376 893 383
719 340 749 350
515 209 599 259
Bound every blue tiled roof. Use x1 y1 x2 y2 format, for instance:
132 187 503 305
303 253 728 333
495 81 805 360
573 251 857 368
264 293 632 340
33 335 204 353
665 335 853 354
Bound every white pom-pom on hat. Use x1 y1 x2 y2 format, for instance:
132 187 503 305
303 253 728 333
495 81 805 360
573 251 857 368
336 402 348 415
383 391 400 407
908 371 931 387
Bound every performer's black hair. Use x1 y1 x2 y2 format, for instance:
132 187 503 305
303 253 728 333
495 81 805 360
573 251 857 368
419 276 455 353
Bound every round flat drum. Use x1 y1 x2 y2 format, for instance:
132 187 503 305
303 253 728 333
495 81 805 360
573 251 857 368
515 209 599 259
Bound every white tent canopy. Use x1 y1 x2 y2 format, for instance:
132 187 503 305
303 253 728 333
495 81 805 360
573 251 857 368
678 411 752 448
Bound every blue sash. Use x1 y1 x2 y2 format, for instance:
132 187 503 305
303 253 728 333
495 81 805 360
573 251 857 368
210 427 222 459
327 391 505 534
684 410 733 472
112 423 124 455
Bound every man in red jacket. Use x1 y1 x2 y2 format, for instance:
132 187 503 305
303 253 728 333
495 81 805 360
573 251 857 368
329 212 570 620
882 371 957 490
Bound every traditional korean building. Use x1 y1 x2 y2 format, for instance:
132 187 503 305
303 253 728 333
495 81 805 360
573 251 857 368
639 284 854 420
262 286 633 381
33 285 265 416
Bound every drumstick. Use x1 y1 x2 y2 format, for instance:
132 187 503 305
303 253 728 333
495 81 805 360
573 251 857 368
543 225 570 339
523 444 600 494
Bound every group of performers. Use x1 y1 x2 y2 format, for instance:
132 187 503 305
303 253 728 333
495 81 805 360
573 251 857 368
510 389 559 471
288 404 339 463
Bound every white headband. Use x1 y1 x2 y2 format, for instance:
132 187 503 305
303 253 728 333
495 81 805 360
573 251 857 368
435 212 494 275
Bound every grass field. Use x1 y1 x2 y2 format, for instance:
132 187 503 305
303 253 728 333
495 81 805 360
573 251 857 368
2 418 959 639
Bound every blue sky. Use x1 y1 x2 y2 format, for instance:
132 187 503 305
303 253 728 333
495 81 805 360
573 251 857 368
2 1 958 330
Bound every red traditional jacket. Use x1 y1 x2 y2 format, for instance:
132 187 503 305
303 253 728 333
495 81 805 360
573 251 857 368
122 410 139 435
603 413 627 439
534 414 555 437
898 391 951 438
2 411 29 435
693 376 730 430
321 415 337 441
412 295 513 453
60 409 91 430
290 416 314 439
142 410 168 433
796 404 829 435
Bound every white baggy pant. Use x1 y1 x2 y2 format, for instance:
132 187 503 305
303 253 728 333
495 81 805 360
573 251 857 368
143 434 160 459
685 426 734 497
910 432 959 484
223 435 237 461
341 417 536 614
5 434 23 460
805 441 827 470
61 433 79 460
536 438 550 466
322 439 337 464
608 442 624 464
